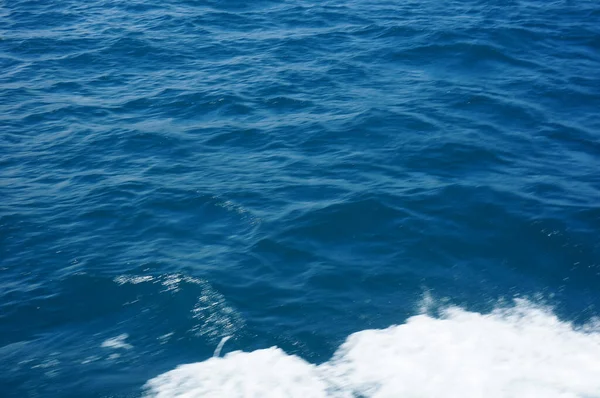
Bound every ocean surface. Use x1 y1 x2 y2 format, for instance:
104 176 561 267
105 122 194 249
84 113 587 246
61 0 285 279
2 0 600 396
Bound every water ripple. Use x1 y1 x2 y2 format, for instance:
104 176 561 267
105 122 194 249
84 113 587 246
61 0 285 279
2 0 600 396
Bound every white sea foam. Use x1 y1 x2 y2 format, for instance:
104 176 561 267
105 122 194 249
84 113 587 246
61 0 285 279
114 275 155 285
101 334 132 350
143 299 600 398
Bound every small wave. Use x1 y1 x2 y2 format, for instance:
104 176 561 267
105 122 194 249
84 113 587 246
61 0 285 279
144 299 600 397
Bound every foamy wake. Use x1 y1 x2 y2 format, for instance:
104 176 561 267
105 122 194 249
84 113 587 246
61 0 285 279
143 299 600 398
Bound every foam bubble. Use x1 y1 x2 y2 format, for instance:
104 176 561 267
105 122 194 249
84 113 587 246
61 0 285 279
143 299 600 398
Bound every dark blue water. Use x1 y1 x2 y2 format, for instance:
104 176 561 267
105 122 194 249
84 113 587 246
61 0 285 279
2 0 600 396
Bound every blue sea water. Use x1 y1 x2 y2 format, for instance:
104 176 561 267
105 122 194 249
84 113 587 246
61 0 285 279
2 0 600 396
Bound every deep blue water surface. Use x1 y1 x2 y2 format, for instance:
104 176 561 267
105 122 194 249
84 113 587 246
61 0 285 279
1 0 600 396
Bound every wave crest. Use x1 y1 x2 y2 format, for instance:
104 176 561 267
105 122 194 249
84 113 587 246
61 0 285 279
144 299 600 397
